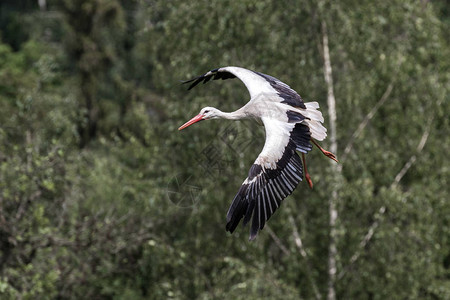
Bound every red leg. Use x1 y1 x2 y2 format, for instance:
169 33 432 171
302 153 313 189
311 139 338 163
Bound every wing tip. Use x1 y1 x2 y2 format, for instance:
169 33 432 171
182 67 240 90
225 221 233 233
249 221 260 241
181 77 200 90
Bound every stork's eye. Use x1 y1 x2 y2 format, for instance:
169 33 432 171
204 110 210 114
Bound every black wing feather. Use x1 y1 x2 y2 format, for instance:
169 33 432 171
184 68 306 110
183 68 237 90
226 123 312 240
253 71 306 109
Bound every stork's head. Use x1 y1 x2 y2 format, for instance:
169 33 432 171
178 107 222 130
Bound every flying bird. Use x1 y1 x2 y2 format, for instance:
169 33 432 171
179 66 337 240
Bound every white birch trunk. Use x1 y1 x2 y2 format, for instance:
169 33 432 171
322 20 338 300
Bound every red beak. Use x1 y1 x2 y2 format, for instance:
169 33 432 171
178 114 205 130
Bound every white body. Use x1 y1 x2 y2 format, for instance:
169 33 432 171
199 66 327 168
182 66 332 240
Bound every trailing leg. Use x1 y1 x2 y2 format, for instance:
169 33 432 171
302 153 313 189
311 139 338 162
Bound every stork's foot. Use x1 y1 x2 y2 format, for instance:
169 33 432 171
322 150 338 163
311 139 339 163
305 172 313 189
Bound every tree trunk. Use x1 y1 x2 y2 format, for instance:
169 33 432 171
321 20 339 300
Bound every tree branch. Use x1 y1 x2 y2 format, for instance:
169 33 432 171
391 118 432 188
341 83 394 162
265 225 290 256
337 206 385 280
289 215 322 300
338 100 439 279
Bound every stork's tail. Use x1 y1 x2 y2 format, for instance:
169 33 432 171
302 102 327 141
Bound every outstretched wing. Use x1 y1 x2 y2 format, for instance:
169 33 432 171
226 118 312 240
183 66 306 109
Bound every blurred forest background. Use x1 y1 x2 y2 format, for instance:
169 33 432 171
0 0 449 299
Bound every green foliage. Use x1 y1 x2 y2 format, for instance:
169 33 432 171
0 0 448 299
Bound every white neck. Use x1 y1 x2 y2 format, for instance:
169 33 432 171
216 107 247 120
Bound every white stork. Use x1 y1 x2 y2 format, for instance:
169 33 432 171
179 66 337 240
